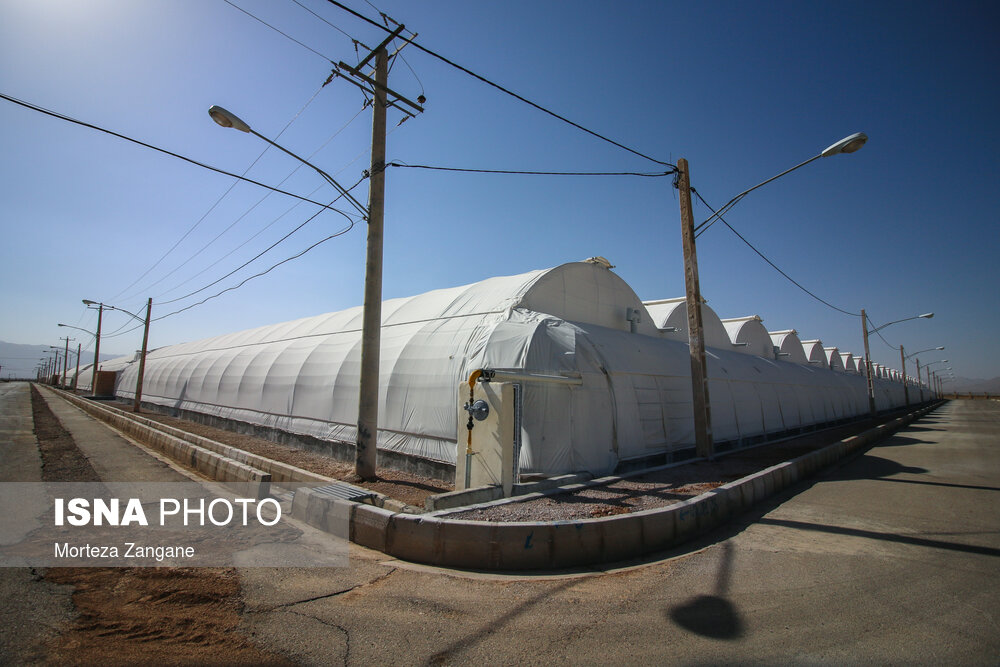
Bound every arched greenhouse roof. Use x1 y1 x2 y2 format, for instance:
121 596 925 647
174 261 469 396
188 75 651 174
642 297 731 349
769 329 808 364
721 316 775 359
801 339 827 366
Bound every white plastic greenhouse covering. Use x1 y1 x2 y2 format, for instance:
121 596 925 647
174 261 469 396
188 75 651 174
840 352 858 373
801 340 828 366
825 347 845 372
73 355 137 392
643 298 732 348
769 330 808 364
115 261 917 478
722 316 775 359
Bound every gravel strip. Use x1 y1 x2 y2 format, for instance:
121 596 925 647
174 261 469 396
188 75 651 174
449 416 888 522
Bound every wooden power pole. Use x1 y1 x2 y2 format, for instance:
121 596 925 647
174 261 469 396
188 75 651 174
861 309 876 415
676 158 714 459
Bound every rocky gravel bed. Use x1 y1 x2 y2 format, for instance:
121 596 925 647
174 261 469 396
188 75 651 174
448 417 887 522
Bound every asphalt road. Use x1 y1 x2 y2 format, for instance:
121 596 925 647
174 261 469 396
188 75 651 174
240 399 1000 665
2 383 998 664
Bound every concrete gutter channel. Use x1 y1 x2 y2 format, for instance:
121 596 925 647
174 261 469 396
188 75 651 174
40 386 940 571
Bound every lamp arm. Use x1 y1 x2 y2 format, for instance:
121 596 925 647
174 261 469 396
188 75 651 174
248 128 369 219
694 153 822 233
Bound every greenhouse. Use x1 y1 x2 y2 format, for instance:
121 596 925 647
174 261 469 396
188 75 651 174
111 260 919 479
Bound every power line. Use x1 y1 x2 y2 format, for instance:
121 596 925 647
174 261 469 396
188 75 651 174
155 109 378 302
0 92 356 216
112 86 331 303
388 162 676 177
223 0 335 62
157 179 364 306
153 220 356 322
864 315 901 351
323 0 675 168
289 0 368 48
128 102 366 303
691 187 860 318
103 216 356 340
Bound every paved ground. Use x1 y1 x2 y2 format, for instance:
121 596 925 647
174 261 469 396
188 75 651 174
2 382 998 664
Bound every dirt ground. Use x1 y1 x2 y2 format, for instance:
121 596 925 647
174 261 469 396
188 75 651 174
31 385 291 665
103 399 452 507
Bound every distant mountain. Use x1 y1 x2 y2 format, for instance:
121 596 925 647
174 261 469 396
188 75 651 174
0 341 124 380
949 375 1000 394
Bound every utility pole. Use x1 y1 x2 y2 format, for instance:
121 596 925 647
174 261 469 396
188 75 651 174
915 358 922 402
900 345 909 406
353 44 388 481
87 301 104 394
861 309 876 415
134 298 152 414
73 343 81 391
676 158 713 459
60 336 73 387
334 25 424 481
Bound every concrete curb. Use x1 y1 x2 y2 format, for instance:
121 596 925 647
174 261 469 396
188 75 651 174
295 401 941 570
42 386 272 500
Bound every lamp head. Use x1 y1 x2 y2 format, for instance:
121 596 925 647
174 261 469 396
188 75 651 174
919 312 934 319
208 106 252 133
82 299 97 306
58 323 66 327
821 132 868 157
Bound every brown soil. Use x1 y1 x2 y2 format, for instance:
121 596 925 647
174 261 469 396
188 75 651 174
31 385 292 665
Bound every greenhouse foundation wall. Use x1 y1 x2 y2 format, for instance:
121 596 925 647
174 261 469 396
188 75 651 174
131 399 457 484
128 394 935 486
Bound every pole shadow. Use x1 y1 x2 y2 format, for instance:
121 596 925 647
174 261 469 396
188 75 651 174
666 542 744 640
826 454 927 482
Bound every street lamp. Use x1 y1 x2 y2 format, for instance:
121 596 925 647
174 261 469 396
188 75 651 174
208 104 384 480
60 324 97 391
676 132 867 459
207 106 368 219
924 360 948 398
82 299 152 411
906 346 944 359
860 312 933 414
903 347 943 403
82 300 105 394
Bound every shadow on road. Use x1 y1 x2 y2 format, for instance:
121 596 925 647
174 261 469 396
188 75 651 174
827 454 928 481
874 435 929 448
667 542 744 640
757 518 1000 558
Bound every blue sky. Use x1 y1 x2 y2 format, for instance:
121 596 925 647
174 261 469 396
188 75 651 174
1 0 997 383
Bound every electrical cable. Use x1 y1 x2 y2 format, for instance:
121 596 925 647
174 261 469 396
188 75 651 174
157 185 362 306
223 0 335 62
691 187 860 318
323 0 674 168
153 220 356 321
152 182 325 300
0 93 355 215
102 215 356 340
388 162 675 177
138 104 367 301
111 86 330 303
865 315 901 351
289 0 369 50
